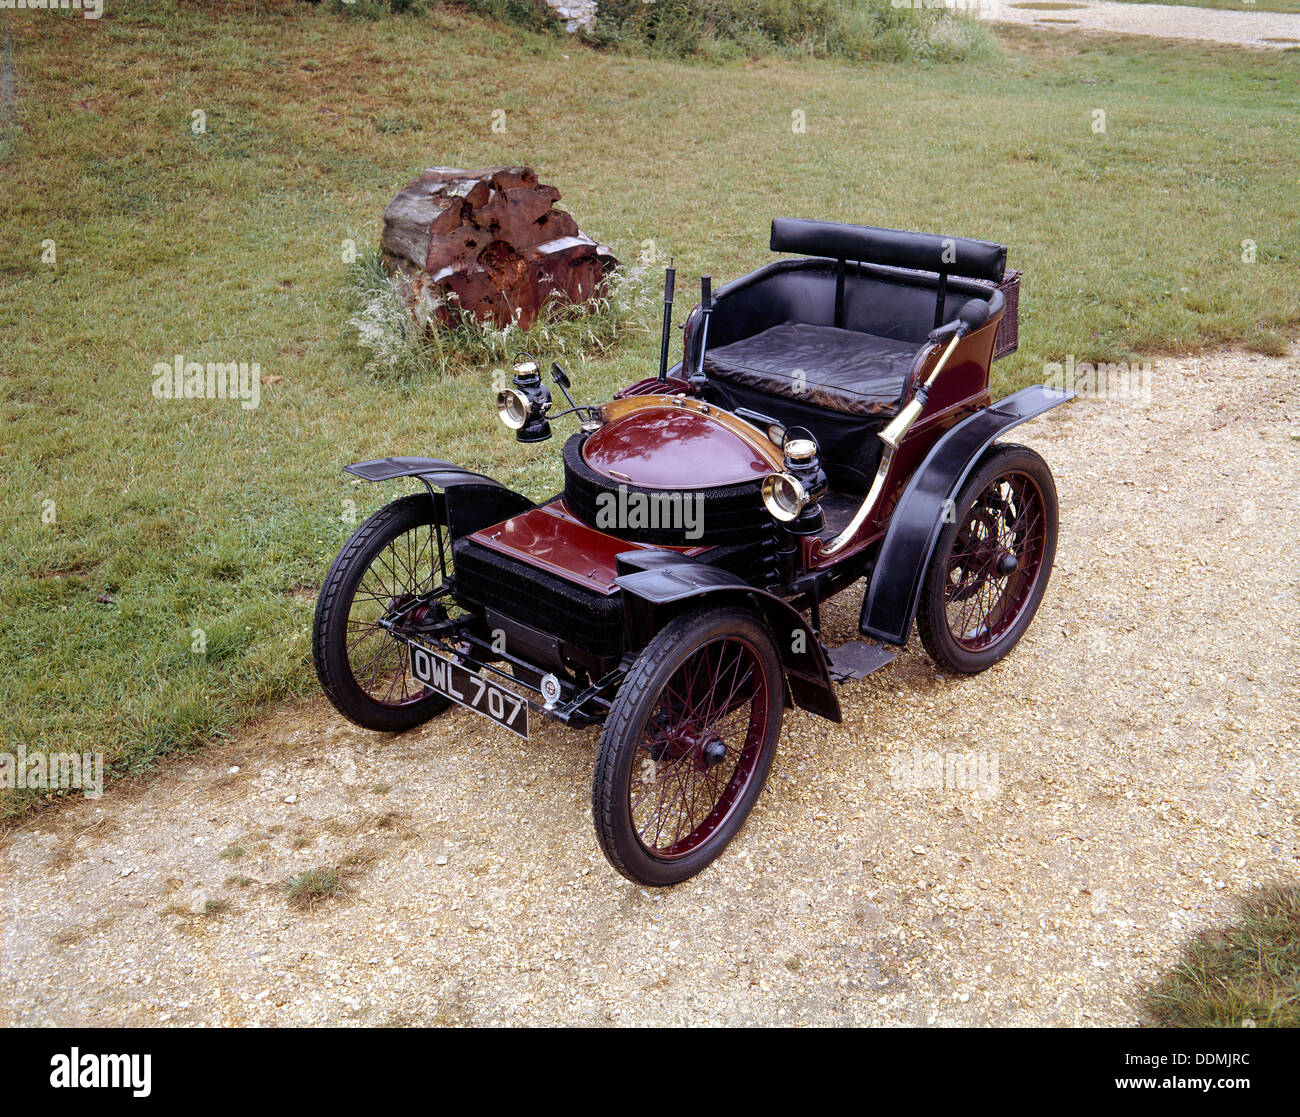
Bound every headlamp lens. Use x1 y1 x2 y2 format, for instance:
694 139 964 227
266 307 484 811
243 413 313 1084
761 472 807 522
497 388 531 430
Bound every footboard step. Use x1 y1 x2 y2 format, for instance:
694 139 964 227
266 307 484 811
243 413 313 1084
827 640 897 682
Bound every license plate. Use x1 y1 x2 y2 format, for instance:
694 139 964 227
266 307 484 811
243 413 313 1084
409 644 529 739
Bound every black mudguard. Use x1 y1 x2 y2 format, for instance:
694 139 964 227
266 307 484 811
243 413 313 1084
344 456 533 540
615 559 841 723
860 385 1073 646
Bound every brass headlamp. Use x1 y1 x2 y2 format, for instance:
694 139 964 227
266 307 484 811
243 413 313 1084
496 355 553 443
761 432 827 535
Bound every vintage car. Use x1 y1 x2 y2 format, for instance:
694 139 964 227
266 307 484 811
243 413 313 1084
313 219 1072 885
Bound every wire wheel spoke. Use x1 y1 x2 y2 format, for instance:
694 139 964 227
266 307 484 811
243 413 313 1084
944 471 1047 652
629 636 768 859
346 518 455 708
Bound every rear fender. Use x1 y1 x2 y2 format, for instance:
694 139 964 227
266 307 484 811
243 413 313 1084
344 457 533 539
859 385 1073 646
615 560 841 723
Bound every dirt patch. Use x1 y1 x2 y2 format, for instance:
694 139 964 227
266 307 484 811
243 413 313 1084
2 347 1298 1026
971 0 1300 49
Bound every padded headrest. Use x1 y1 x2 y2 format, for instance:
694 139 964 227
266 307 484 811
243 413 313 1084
770 218 1006 283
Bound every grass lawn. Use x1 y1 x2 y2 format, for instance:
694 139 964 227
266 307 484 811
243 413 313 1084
1147 883 1300 1026
1 3 1298 813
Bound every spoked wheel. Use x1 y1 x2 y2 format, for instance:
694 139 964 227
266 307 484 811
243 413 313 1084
593 607 785 886
313 493 456 732
918 443 1059 674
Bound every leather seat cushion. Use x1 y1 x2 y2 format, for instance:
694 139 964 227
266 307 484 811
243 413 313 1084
702 323 918 416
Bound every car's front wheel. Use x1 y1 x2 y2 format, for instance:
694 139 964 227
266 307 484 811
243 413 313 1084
592 607 785 886
313 493 455 732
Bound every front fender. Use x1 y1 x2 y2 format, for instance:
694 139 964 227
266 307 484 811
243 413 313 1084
344 456 533 539
859 385 1073 646
615 561 841 723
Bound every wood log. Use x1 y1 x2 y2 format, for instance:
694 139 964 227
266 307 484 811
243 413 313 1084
380 165 618 330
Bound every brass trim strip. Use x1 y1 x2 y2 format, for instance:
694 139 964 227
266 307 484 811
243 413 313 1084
598 394 785 471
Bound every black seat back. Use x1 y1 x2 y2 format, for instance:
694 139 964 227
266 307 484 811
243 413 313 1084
770 218 1006 330
770 219 1006 282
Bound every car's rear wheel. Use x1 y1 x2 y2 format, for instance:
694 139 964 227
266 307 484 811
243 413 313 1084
917 443 1058 674
313 493 455 732
592 607 785 886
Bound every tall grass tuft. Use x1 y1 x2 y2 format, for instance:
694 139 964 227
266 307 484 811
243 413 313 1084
455 0 995 63
327 0 440 17
346 250 658 384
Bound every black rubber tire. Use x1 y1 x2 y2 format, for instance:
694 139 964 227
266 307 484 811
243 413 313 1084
592 607 785 886
916 443 1059 675
313 493 453 732
562 431 770 546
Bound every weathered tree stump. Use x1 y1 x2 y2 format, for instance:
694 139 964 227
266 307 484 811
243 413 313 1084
381 165 618 331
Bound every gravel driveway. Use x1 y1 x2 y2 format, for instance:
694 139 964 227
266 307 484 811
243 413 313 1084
2 347 1298 1027
961 0 1300 49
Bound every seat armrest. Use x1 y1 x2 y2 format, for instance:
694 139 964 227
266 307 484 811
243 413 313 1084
901 340 944 406
927 319 963 344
